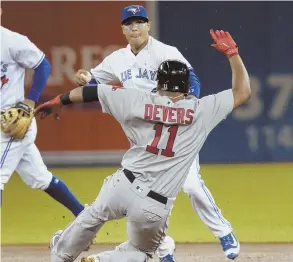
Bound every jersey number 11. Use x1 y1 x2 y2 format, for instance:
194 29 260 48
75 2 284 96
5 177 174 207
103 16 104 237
146 123 178 157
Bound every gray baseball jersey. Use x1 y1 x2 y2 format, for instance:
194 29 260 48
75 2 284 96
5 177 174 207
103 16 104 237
98 85 234 198
50 86 234 262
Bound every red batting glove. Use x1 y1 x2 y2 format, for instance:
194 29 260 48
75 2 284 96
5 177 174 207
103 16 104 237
210 29 238 58
34 95 63 120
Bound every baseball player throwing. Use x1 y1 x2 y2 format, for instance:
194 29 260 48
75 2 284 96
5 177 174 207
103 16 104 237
36 28 250 262
74 5 239 261
0 9 84 216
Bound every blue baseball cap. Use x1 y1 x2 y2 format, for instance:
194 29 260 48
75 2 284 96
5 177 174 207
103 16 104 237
121 5 148 24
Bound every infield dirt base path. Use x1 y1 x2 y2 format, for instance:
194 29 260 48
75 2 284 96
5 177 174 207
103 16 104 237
2 243 293 262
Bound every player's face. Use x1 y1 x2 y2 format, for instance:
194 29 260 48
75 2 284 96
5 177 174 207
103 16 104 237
121 18 150 46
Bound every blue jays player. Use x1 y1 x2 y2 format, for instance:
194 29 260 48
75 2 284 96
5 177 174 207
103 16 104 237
0 9 84 216
75 5 239 261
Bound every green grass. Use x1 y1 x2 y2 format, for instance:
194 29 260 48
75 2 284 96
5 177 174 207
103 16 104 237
1 163 292 244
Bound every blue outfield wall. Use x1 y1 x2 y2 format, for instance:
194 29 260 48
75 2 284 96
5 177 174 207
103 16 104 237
158 2 293 163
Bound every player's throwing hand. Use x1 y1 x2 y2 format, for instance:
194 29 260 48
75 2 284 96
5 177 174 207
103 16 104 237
210 29 238 57
75 69 92 86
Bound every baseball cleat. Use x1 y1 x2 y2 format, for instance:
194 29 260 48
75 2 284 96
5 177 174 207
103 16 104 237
49 229 93 251
219 232 240 260
49 230 63 250
159 254 176 262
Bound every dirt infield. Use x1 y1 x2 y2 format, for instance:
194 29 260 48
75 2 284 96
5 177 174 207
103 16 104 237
2 243 293 262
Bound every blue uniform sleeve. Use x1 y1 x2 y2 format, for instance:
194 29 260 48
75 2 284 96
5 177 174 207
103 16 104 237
27 57 51 102
188 69 201 98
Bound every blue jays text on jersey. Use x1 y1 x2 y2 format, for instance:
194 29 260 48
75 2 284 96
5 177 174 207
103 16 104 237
120 68 157 83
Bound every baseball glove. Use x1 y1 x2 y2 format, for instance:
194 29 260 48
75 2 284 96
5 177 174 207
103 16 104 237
1 101 34 139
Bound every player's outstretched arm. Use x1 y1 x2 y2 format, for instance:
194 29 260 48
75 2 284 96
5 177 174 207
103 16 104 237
228 55 251 109
34 85 100 120
210 29 251 109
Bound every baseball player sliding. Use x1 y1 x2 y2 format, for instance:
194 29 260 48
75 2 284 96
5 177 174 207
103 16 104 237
35 28 250 262
0 8 84 216
74 5 239 261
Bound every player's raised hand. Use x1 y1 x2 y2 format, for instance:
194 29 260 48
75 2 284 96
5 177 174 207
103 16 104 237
210 29 238 58
75 69 92 86
34 95 63 120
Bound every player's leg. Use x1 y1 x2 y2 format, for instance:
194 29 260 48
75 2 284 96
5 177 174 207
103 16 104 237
182 155 240 259
81 242 147 262
16 143 84 216
51 171 128 262
127 197 171 254
0 133 25 205
82 201 170 262
82 170 172 262
183 155 233 236
50 205 105 262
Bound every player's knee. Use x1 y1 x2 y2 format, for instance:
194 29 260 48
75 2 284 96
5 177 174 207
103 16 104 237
76 205 106 228
24 169 53 190
182 181 198 196
182 172 203 196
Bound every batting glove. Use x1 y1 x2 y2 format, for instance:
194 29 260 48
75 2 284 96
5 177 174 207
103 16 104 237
35 95 63 120
210 29 238 58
